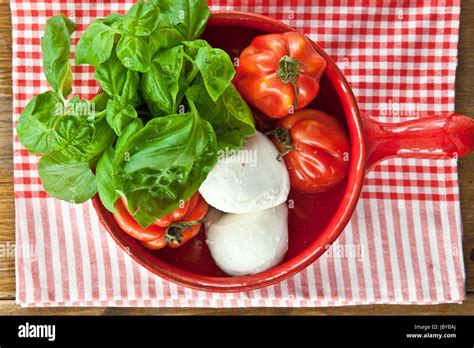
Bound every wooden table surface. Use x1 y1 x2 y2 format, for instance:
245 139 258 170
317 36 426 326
0 0 472 315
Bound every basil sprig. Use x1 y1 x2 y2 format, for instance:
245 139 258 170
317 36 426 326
17 0 256 226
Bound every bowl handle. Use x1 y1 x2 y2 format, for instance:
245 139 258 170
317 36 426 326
362 113 474 170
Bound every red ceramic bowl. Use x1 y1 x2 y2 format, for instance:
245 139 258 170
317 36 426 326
92 11 474 292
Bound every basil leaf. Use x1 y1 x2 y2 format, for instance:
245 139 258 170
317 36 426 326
96 147 120 212
147 0 210 56
39 152 97 204
102 13 124 27
52 114 95 160
114 106 217 227
86 117 117 164
17 91 61 155
195 47 235 102
121 70 141 105
65 96 96 118
116 35 151 72
35 104 115 204
149 27 184 57
96 119 143 213
153 0 210 41
115 118 144 155
122 0 159 36
183 39 211 57
19 92 115 161
140 45 184 115
75 22 117 67
94 50 140 103
106 97 138 136
186 83 255 151
41 14 75 98
91 91 110 112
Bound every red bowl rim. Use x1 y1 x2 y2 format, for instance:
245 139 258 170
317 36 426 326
92 10 367 292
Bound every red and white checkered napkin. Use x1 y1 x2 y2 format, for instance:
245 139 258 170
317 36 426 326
12 0 465 307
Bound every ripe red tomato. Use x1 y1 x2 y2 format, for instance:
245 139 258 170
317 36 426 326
234 32 326 119
113 192 208 250
113 199 165 242
268 109 350 193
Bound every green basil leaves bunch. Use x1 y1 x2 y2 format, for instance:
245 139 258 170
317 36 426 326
75 0 211 73
17 15 116 203
16 0 256 228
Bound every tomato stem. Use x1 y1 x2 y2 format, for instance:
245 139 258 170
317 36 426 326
276 55 305 109
265 127 294 161
165 219 202 244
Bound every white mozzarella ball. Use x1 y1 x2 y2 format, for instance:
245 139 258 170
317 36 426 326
199 131 290 214
205 204 288 276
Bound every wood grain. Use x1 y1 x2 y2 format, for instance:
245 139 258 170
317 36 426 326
0 1 12 185
0 0 14 302
0 183 15 300
456 0 474 294
0 1 472 314
0 294 473 315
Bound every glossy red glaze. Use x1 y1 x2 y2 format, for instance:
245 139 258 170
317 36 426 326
363 113 474 169
92 11 474 292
